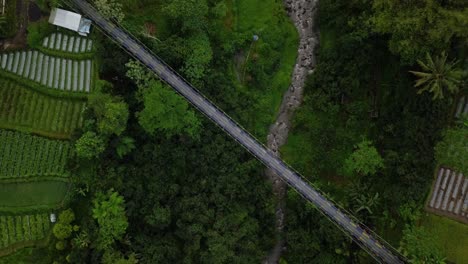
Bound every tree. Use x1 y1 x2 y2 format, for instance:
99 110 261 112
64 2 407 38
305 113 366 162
125 60 202 139
137 80 201 138
73 231 90 249
53 209 76 240
56 241 66 251
93 0 125 23
102 249 138 264
58 209 76 223
370 0 468 63
125 60 153 88
343 140 384 177
144 203 171 229
88 92 129 136
162 0 209 32
409 52 462 100
75 131 106 159
182 34 213 82
53 224 73 240
92 189 129 250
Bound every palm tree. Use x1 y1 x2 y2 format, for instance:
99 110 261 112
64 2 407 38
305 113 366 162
409 51 462 100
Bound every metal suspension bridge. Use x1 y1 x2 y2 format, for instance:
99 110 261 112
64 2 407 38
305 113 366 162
66 1 406 263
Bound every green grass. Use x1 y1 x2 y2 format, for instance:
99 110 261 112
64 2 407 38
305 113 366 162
37 46 95 61
252 36 299 136
0 80 85 139
0 130 71 180
0 181 69 211
233 0 299 138
420 213 468 263
236 0 285 33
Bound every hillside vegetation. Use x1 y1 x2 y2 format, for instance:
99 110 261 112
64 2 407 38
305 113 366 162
1 0 467 263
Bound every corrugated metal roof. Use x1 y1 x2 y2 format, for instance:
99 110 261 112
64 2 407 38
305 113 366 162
49 8 82 32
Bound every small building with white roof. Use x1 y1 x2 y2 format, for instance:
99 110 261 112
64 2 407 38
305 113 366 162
48 8 92 36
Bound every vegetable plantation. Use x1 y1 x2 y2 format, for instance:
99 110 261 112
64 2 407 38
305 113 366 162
0 80 85 138
0 31 97 258
0 213 51 249
0 130 71 180
42 33 94 53
0 51 93 93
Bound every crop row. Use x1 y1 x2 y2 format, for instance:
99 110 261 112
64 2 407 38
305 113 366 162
0 80 85 137
0 50 93 93
0 213 50 248
0 130 71 179
42 33 93 53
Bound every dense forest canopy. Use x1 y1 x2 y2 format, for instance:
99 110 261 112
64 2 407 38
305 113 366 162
0 0 466 263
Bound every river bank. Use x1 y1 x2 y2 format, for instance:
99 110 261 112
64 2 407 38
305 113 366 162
264 0 319 262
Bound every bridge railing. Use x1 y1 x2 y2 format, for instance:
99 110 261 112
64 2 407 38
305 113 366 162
63 1 407 262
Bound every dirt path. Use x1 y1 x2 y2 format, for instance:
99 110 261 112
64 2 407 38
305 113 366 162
263 0 319 263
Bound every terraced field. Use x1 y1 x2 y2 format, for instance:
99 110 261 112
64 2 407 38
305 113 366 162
0 79 85 138
0 130 71 180
0 50 93 93
427 167 467 223
0 32 96 257
42 32 94 53
0 213 51 248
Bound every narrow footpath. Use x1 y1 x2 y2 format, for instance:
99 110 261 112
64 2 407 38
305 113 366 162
264 0 318 262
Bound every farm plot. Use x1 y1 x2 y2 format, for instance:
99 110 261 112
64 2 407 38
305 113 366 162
0 181 69 211
42 32 93 53
0 80 86 138
0 213 50 249
427 167 468 223
0 51 93 93
0 130 71 180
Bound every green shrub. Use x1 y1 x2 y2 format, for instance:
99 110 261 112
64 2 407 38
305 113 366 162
27 20 55 49
56 240 66 251
343 140 384 178
53 222 72 240
75 131 106 159
58 209 75 224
